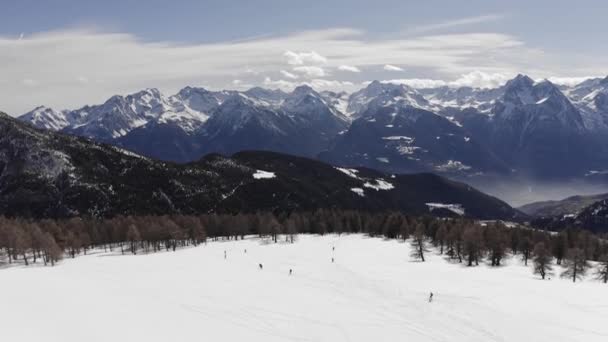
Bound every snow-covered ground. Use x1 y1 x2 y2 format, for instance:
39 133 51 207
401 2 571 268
2 234 607 341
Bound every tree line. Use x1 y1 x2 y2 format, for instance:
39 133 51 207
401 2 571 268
0 210 607 283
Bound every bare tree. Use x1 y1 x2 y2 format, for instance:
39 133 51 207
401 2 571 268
561 248 591 283
532 242 553 280
518 237 532 266
410 225 428 262
463 226 483 266
126 224 141 255
435 224 447 254
552 232 568 265
284 217 298 243
594 254 608 283
486 225 507 266
43 232 62 266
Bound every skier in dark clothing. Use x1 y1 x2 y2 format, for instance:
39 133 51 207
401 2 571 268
259 263 263 270
289 269 292 275
429 292 433 302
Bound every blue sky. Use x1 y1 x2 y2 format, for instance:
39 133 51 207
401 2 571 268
1 0 607 114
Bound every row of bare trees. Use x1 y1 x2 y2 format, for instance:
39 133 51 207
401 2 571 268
0 211 607 282
411 219 608 283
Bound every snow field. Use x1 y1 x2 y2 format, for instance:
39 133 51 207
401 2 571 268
1 234 607 341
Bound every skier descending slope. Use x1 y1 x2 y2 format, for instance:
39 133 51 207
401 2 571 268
429 292 433 303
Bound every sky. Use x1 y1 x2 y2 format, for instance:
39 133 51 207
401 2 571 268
1 0 608 115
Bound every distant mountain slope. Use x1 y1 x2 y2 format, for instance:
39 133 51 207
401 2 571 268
195 86 348 158
518 193 608 217
532 198 608 233
0 112 523 220
320 104 509 178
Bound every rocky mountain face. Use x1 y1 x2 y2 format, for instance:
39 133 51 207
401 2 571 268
319 104 508 178
16 74 608 181
0 112 523 220
458 75 597 179
518 192 608 218
532 198 608 233
196 86 348 157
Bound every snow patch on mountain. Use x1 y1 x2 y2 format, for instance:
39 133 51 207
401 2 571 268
435 160 472 172
363 179 394 191
382 136 414 143
253 170 276 179
350 187 365 197
336 167 360 179
19 106 71 131
426 202 465 215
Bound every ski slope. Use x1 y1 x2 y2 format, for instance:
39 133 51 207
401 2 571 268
2 234 607 341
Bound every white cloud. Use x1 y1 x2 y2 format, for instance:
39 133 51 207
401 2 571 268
0 26 605 114
404 14 504 35
264 77 357 92
293 66 326 78
547 76 600 86
263 77 296 90
338 65 361 73
284 50 327 65
382 78 448 88
309 79 355 89
450 71 513 88
280 70 299 79
382 71 514 89
384 64 404 72
22 79 40 87
231 79 254 89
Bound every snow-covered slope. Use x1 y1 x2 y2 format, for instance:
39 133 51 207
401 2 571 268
62 88 213 140
196 87 349 158
418 86 504 113
320 104 508 177
19 88 217 142
19 106 72 131
2 234 606 342
563 76 608 131
347 81 438 117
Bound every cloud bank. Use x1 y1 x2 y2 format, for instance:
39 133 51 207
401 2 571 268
0 25 605 114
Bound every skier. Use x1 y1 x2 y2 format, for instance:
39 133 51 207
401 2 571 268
289 269 293 275
244 249 247 254
429 292 433 302
259 263 263 270
331 257 334 263
224 250 226 259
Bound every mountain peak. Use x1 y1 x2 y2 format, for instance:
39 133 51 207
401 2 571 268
18 105 70 131
506 74 535 89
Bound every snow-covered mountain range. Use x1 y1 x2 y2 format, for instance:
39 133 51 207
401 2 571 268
17 74 608 181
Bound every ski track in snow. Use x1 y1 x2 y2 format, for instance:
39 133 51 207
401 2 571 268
1 234 607 342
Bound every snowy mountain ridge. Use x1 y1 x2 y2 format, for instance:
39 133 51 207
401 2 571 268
16 74 608 179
